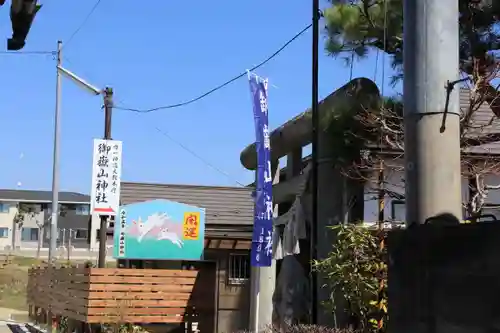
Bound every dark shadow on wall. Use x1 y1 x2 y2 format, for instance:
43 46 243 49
388 217 500 333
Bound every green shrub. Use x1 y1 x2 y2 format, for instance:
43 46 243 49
313 224 388 332
236 325 358 332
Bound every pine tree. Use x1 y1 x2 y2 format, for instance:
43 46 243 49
323 0 500 107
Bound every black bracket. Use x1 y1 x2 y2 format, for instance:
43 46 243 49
441 77 470 133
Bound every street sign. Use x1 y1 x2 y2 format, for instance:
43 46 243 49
90 139 122 216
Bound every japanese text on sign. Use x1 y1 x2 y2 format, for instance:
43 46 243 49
248 74 273 267
118 209 126 257
91 139 122 216
183 212 200 240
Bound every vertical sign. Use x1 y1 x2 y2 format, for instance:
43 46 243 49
183 212 201 240
90 139 122 216
248 74 273 267
118 208 126 257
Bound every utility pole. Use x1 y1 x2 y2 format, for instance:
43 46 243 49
403 0 462 224
56 62 110 267
310 0 320 324
49 40 62 265
98 87 113 268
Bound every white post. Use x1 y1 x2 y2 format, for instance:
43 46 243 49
249 161 279 332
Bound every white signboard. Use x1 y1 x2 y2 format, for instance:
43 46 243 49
90 139 122 216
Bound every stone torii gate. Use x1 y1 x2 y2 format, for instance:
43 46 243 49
240 78 381 328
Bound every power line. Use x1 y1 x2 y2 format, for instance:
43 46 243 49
60 54 246 186
0 50 54 54
126 98 246 186
63 0 103 49
151 123 246 187
121 108 245 186
114 23 313 113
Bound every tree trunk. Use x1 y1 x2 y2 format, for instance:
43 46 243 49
11 222 16 250
36 227 42 259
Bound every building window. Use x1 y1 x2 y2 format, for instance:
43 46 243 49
21 228 38 241
0 203 9 213
0 228 8 238
391 200 406 222
76 205 90 215
227 253 250 285
74 229 88 239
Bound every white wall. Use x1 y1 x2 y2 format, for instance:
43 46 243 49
19 205 44 249
0 203 16 249
361 159 495 222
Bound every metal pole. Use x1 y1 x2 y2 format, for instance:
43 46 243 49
310 0 320 324
49 40 62 264
403 0 462 225
47 39 62 333
98 87 113 268
61 228 65 255
67 229 72 262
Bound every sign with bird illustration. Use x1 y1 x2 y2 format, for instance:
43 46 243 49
114 199 205 260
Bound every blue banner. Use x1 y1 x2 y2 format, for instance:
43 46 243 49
248 74 273 267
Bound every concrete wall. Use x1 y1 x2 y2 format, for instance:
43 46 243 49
388 221 500 333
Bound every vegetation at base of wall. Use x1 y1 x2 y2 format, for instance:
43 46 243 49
313 224 388 332
0 265 28 311
0 256 114 313
58 323 356 333
237 326 359 333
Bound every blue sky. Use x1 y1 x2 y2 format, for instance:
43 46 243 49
0 0 398 194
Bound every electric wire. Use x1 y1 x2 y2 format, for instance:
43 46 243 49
150 121 246 187
128 109 247 187
0 50 53 54
62 0 102 49
114 23 313 113
62 54 247 187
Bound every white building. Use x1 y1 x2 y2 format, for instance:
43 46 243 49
0 189 91 250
